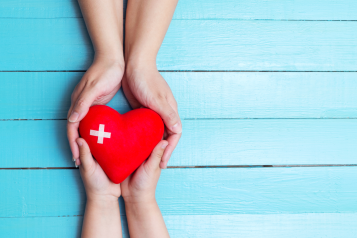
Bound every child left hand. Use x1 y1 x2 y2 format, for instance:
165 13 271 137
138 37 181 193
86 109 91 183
76 138 121 201
121 140 168 204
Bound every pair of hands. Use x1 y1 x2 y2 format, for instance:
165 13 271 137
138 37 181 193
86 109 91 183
77 137 168 204
67 57 182 169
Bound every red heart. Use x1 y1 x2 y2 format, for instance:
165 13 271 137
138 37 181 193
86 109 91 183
79 105 164 184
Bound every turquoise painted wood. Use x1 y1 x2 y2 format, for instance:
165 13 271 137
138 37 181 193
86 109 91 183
1 0 357 236
2 0 357 20
1 20 357 71
1 214 357 238
0 72 130 120
2 119 357 167
1 167 357 217
2 72 357 119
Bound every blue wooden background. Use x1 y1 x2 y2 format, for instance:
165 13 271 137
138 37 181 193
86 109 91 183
1 0 357 237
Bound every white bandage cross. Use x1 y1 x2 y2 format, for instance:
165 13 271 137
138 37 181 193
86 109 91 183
90 124 111 144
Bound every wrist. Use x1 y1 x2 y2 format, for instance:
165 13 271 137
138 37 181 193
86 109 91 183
87 194 119 204
123 194 156 204
124 198 158 218
124 59 157 82
94 52 125 68
124 45 157 67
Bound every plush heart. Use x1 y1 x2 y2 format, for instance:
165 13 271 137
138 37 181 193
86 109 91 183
79 105 164 184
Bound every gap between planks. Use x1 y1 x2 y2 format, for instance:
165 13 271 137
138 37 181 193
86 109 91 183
2 70 357 72
1 165 357 170
3 118 357 121
1 17 357 22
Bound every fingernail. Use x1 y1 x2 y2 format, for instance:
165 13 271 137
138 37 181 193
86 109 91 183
171 123 182 133
74 162 78 168
68 112 79 123
72 157 76 162
161 142 169 149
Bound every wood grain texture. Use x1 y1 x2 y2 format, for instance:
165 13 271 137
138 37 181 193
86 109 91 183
2 0 357 20
0 167 356 217
1 214 357 238
2 72 357 119
1 119 357 167
1 20 357 71
0 72 130 120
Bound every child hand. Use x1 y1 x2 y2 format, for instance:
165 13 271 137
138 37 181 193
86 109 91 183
121 140 169 204
76 138 121 201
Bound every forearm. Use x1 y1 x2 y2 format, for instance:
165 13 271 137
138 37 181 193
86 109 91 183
125 0 178 68
82 197 123 238
125 200 169 238
78 0 124 60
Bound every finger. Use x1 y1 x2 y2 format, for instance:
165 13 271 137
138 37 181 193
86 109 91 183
68 79 87 118
68 86 99 123
153 100 182 134
122 77 142 109
67 121 80 160
160 133 181 169
146 140 169 172
76 138 95 172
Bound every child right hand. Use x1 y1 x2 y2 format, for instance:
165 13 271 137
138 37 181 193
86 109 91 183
121 140 168 204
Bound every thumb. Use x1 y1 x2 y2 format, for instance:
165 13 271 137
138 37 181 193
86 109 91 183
145 140 169 172
154 100 182 134
68 87 99 123
76 138 95 172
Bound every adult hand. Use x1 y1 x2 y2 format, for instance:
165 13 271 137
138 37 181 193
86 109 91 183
122 65 182 169
67 58 124 162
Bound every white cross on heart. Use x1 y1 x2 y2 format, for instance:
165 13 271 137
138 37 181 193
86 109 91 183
90 124 111 144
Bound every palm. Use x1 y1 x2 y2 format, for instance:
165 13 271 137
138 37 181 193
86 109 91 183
80 160 121 198
121 161 152 199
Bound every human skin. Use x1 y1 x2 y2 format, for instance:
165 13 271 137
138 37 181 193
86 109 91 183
77 138 170 237
68 0 181 169
121 140 171 238
68 0 125 166
77 138 123 238
123 0 181 168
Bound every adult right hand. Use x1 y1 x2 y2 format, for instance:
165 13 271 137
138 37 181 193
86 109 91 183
67 58 124 164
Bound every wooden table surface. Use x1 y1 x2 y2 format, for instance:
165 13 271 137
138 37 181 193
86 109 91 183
1 0 357 237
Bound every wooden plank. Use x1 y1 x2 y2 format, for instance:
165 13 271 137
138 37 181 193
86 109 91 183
2 0 357 20
1 214 357 238
0 167 356 217
0 216 129 238
1 119 357 168
164 214 357 237
1 20 357 71
159 20 357 71
174 0 357 20
2 72 357 119
0 72 130 120
0 0 82 18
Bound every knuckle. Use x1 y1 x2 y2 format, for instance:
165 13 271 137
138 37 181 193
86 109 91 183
71 92 77 103
147 99 158 110
76 98 88 109
87 79 100 89
156 93 166 102
167 111 177 122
